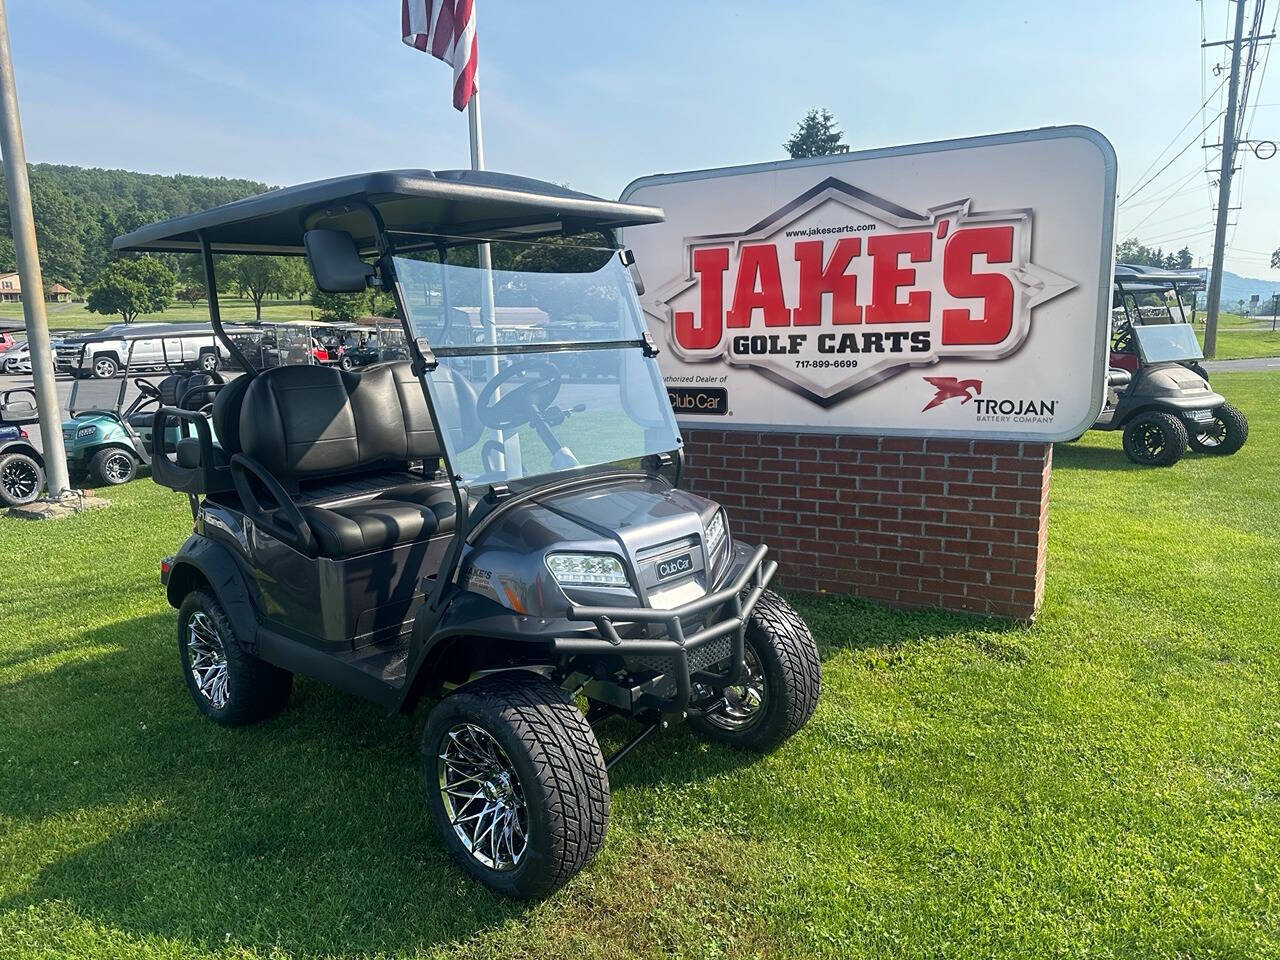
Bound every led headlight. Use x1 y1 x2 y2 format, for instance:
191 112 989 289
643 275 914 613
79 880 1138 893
545 553 628 587
704 510 728 557
76 424 97 439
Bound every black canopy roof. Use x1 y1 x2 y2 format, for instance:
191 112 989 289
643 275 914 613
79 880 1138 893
1114 263 1206 291
113 169 664 256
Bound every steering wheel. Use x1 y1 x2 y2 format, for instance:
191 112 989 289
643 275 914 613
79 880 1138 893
134 378 163 400
475 359 562 430
1113 324 1135 354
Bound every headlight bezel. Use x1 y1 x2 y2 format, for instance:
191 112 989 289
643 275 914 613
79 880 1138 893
704 510 728 559
544 552 630 588
75 424 97 439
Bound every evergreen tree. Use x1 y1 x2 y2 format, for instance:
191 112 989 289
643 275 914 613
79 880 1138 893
783 109 850 159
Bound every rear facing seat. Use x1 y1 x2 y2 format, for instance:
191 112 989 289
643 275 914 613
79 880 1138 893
232 361 456 558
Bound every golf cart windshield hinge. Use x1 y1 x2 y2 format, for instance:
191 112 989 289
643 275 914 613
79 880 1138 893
642 332 660 358
485 483 511 503
413 338 438 373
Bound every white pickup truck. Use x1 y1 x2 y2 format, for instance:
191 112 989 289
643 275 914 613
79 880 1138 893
54 323 231 379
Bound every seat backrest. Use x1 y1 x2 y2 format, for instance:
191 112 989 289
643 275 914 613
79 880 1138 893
237 361 441 481
212 373 253 453
158 371 220 410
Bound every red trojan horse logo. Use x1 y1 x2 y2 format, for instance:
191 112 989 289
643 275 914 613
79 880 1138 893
921 376 983 411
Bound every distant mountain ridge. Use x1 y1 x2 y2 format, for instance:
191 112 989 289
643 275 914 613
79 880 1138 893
1218 269 1280 313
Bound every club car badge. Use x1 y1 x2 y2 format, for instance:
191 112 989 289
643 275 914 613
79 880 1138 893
648 178 1076 407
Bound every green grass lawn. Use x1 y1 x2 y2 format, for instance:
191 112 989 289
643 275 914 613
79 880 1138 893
1 373 1278 958
1208 328 1280 361
0 298 318 331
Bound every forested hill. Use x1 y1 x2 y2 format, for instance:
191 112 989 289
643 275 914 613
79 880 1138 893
0 163 270 292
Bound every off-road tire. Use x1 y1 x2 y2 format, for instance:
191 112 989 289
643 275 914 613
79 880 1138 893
421 672 609 899
177 590 292 726
1188 402 1248 455
690 589 821 751
88 447 137 486
0 451 43 506
1121 411 1187 467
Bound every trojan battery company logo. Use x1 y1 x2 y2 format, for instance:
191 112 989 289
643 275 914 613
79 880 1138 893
922 376 1058 423
647 178 1076 406
922 376 982 411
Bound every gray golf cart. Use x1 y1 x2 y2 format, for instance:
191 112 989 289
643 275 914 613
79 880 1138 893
1093 322 1247 466
122 170 820 899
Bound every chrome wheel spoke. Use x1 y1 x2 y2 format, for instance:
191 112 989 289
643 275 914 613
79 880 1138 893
186 610 229 709
438 723 528 871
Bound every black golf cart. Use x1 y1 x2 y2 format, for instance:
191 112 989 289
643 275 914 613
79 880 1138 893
0 387 45 506
1093 321 1247 466
122 170 820 899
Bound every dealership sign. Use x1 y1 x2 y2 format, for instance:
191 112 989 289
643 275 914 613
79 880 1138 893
621 127 1117 441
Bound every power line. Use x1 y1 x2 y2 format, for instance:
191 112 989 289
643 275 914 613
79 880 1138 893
1120 166 1211 239
1121 73 1229 196
1119 112 1225 206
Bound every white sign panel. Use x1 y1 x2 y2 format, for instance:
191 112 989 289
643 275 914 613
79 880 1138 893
620 126 1116 441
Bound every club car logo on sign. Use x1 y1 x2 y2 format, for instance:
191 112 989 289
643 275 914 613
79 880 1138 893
651 178 1077 407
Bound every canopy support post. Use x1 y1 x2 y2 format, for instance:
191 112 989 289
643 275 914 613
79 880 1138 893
198 231 255 376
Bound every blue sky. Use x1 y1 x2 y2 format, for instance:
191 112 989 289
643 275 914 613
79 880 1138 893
7 0 1279 277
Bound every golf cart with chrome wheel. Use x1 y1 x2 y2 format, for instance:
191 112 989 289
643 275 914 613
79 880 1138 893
1092 321 1247 466
61 332 224 487
123 170 821 899
0 388 45 506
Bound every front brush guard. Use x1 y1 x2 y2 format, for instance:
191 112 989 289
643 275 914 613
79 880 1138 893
553 545 777 715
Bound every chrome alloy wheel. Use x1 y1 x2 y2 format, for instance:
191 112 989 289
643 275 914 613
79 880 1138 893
186 610 229 708
1 457 40 503
438 723 528 871
102 452 133 484
702 647 767 732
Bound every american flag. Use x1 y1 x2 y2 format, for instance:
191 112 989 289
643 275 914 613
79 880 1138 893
401 0 478 111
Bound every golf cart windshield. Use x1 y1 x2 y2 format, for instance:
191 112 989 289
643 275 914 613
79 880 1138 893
394 242 680 486
1134 323 1204 364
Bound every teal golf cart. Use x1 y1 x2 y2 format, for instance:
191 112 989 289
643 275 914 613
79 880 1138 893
62 331 225 486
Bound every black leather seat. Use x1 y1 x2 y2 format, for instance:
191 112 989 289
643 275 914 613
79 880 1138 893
234 362 454 559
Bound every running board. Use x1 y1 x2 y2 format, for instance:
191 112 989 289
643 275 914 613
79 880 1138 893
257 627 407 709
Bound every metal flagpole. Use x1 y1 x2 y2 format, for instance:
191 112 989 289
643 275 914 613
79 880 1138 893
0 0 70 499
467 92 521 474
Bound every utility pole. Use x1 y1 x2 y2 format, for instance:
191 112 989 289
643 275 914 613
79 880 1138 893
0 0 69 497
1203 0 1248 359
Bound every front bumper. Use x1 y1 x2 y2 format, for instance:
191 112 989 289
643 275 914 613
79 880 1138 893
554 544 777 714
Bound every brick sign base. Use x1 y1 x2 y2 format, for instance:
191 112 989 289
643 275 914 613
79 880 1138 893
681 431 1052 621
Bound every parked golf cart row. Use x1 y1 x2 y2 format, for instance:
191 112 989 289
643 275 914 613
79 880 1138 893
0 332 228 503
1087 264 1248 467
0 318 417 503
